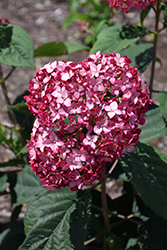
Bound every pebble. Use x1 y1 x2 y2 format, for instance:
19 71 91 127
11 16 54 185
157 142 164 148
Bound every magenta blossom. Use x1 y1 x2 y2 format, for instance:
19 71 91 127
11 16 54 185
25 51 152 191
0 18 11 24
102 0 166 13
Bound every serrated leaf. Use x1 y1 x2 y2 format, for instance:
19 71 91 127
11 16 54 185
89 24 139 55
157 92 167 120
0 23 35 69
140 6 152 26
0 228 25 250
64 42 90 54
138 217 167 249
120 43 153 73
19 188 91 250
14 166 44 205
119 143 167 220
0 174 7 192
34 42 66 57
139 106 167 143
89 24 141 55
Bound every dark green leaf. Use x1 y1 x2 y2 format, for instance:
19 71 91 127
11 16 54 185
89 24 139 55
0 124 8 146
70 191 91 249
120 43 153 73
19 188 91 250
14 165 44 205
156 56 163 66
10 205 22 227
34 42 66 57
7 172 17 204
139 106 167 143
138 217 167 249
64 42 90 54
0 23 35 69
161 1 167 28
119 143 167 220
0 174 7 192
0 159 24 168
140 6 152 26
120 25 149 39
157 92 167 120
7 103 29 115
0 228 25 250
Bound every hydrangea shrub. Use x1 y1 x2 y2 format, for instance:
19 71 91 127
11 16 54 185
25 51 151 191
103 0 166 12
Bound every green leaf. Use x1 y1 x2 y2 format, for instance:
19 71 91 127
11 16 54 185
0 228 25 250
62 12 88 30
89 24 139 55
67 0 81 13
0 174 7 192
119 143 167 220
0 159 24 168
34 42 66 57
0 124 8 146
120 25 149 39
7 103 30 115
13 136 22 154
64 42 90 54
161 1 167 28
139 106 167 143
120 43 153 73
157 92 167 120
11 205 22 227
140 6 152 26
16 145 28 156
69 191 91 249
0 23 35 69
19 188 91 250
138 217 167 249
125 238 138 250
14 166 44 205
94 20 110 36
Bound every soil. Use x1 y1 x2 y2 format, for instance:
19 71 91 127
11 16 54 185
0 0 167 236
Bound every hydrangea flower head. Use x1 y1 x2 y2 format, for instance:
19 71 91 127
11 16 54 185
103 0 166 13
25 51 152 191
0 18 10 24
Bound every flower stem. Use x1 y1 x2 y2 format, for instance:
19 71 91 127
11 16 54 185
0 64 27 157
149 1 161 96
101 178 110 250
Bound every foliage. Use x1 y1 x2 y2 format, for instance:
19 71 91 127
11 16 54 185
0 1 167 250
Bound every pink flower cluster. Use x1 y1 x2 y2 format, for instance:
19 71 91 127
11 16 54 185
0 18 10 24
103 0 166 13
25 51 151 191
